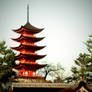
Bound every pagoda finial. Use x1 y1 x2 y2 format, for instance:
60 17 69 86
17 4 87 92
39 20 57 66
27 4 29 23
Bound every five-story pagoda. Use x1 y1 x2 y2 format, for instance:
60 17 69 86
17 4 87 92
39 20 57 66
12 5 46 78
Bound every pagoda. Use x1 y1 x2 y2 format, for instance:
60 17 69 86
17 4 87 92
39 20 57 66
12 5 46 78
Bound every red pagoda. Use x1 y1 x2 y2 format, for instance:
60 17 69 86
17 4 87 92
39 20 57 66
12 5 46 78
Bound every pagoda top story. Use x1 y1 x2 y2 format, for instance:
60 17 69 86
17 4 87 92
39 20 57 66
14 5 43 32
24 5 43 31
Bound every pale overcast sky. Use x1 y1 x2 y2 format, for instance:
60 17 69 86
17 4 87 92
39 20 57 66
0 0 92 75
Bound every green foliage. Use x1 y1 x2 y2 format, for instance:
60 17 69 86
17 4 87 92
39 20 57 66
65 34 92 83
85 34 92 55
75 53 90 67
0 41 15 82
65 53 92 83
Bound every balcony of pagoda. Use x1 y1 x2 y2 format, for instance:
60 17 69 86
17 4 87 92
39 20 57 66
18 70 37 78
15 60 38 65
23 33 36 38
19 59 37 64
20 41 36 46
19 50 38 55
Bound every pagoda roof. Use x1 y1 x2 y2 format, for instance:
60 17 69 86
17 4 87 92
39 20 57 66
14 63 46 70
12 35 45 43
13 23 44 35
16 53 46 61
23 22 44 31
12 44 46 52
13 27 43 35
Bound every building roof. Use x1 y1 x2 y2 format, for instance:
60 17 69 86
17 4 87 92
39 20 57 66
13 26 43 35
73 81 92 92
16 53 46 61
59 81 92 92
12 44 46 52
12 80 92 91
12 35 45 43
23 22 44 31
14 63 46 70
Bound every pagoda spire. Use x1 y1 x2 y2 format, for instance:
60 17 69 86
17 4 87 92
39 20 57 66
27 4 29 23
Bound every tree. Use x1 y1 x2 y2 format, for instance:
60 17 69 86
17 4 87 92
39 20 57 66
85 34 92 82
85 34 92 56
0 41 15 83
65 53 91 83
65 53 90 83
65 34 92 83
74 53 90 80
69 53 91 83
38 62 64 82
65 66 79 83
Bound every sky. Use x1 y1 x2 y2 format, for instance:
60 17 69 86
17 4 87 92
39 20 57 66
0 0 92 75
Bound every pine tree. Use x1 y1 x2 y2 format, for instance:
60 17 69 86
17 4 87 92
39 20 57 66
73 53 91 82
85 35 92 55
66 53 92 82
85 34 92 82
65 35 92 83
0 41 15 82
66 35 92 83
65 53 91 83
